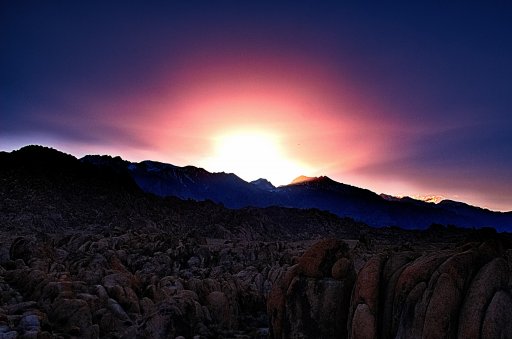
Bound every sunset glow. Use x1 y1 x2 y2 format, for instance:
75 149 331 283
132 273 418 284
202 131 308 186
2 2 512 211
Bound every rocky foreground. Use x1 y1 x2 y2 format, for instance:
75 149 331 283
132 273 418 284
0 229 301 338
1 228 511 338
269 236 512 339
1 146 511 338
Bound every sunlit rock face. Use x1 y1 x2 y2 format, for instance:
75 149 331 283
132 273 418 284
290 175 320 185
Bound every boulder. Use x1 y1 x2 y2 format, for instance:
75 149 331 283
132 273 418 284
297 239 348 278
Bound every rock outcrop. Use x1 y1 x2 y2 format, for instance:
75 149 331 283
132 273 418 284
0 230 311 338
268 237 512 339
268 239 356 339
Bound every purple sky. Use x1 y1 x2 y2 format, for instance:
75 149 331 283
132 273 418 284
1 2 511 211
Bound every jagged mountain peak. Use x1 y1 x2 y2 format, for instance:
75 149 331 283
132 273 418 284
251 178 276 191
289 175 337 188
5 145 81 174
290 175 317 184
290 175 335 185
81 154 128 166
13 145 75 163
412 195 445 204
380 193 402 202
380 193 446 205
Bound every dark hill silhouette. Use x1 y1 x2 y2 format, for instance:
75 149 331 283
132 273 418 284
1 145 510 231
82 155 278 208
250 178 276 191
0 145 363 240
81 152 512 231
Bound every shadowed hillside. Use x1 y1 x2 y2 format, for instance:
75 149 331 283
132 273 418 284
81 153 512 231
0 146 364 241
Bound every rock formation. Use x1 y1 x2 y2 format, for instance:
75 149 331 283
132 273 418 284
268 236 512 339
268 239 356 339
0 231 308 337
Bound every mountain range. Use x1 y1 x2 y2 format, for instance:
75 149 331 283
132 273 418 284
79 150 512 231
1 145 510 231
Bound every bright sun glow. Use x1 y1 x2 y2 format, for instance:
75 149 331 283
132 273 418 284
202 131 307 186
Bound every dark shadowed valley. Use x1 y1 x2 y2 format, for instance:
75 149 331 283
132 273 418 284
1 146 511 338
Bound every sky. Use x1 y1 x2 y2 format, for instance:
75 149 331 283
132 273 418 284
1 1 511 211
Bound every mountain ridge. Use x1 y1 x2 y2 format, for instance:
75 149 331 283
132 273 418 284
79 150 512 231
0 145 365 241
3 145 511 231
